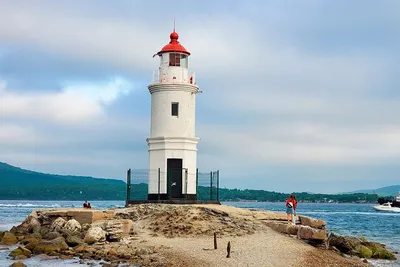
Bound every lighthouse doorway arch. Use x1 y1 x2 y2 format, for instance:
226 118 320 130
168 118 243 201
167 159 183 199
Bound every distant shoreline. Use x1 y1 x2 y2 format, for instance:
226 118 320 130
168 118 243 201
0 199 378 204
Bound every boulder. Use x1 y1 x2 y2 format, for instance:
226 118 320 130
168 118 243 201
298 215 326 229
329 234 363 254
359 245 373 259
62 219 81 236
11 214 41 235
83 227 106 244
265 222 299 235
20 232 42 244
66 235 83 247
92 219 133 241
43 231 62 240
50 217 67 232
0 231 18 245
297 225 327 241
328 234 396 260
10 262 26 267
9 246 32 259
32 236 68 254
74 244 97 254
19 232 41 251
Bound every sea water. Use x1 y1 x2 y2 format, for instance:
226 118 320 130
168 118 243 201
0 200 399 266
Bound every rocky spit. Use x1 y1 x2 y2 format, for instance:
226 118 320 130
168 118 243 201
0 204 397 267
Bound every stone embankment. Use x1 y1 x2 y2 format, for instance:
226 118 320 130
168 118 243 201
0 204 396 266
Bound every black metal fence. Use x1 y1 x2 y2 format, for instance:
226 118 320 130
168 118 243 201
126 168 220 202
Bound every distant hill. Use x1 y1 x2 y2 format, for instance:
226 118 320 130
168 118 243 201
0 162 126 200
347 185 400 197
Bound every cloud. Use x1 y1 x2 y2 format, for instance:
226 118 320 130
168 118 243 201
198 122 400 166
0 76 134 124
0 1 399 193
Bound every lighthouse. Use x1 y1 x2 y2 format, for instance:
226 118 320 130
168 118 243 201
146 29 200 201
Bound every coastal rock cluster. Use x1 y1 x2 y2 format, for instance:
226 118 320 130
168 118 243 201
0 204 396 266
0 209 164 266
328 233 397 260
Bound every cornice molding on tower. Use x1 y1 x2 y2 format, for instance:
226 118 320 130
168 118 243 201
148 83 199 94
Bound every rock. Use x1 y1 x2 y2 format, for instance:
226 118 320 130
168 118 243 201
20 232 42 245
33 236 68 254
329 234 360 254
81 223 91 232
359 245 372 258
62 219 81 236
92 219 133 242
27 216 41 233
50 217 67 232
0 231 4 239
11 214 41 235
297 225 327 241
74 244 97 254
0 231 18 245
371 247 396 260
14 255 28 260
66 235 83 247
298 215 326 229
9 246 32 259
265 222 299 235
329 233 397 260
107 248 118 256
43 231 62 240
84 227 106 244
10 262 26 267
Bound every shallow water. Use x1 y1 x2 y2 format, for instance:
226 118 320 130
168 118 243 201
0 200 399 266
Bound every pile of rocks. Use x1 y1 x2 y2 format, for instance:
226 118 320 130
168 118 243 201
0 210 163 266
328 233 397 260
262 215 396 261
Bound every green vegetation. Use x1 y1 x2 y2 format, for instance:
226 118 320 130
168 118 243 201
0 162 126 200
215 188 379 203
0 162 382 202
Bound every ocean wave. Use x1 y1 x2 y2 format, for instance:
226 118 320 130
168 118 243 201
0 203 61 208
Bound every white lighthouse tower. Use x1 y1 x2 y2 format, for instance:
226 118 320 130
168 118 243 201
146 29 200 201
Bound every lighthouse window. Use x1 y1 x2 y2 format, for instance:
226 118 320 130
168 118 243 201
171 102 179 116
180 55 188 68
169 53 181 66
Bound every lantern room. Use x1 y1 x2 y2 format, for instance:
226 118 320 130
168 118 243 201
152 31 195 85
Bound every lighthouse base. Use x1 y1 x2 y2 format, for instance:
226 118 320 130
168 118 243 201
147 193 197 201
126 199 220 206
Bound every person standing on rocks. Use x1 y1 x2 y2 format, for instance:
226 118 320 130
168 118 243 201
285 193 297 224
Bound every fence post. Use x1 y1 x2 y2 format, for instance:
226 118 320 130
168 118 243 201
158 168 161 201
217 170 220 202
210 171 213 201
126 169 131 203
185 168 188 200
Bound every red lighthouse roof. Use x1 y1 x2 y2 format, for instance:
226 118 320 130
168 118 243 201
157 31 190 56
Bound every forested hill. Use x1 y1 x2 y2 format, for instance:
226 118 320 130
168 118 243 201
0 162 126 200
0 162 382 202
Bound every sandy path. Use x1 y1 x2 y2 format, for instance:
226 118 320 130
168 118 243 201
144 229 313 267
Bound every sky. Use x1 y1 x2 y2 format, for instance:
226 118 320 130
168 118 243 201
0 0 399 194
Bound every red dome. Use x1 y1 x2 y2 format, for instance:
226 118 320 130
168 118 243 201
157 31 190 56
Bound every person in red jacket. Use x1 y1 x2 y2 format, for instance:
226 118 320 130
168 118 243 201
286 193 297 224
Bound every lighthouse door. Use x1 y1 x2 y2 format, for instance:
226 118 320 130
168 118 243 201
167 159 183 199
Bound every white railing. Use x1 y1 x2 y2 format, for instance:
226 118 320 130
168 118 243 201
150 70 196 85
